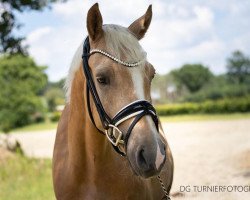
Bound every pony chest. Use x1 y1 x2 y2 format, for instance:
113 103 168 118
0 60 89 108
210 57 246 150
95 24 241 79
78 176 161 200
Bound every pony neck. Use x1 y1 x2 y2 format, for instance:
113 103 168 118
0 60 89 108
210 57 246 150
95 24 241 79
67 67 113 171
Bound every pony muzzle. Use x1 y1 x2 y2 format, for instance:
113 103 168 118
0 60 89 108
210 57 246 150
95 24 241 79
129 131 167 178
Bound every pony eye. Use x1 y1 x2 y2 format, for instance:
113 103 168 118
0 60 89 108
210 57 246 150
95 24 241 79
97 76 109 85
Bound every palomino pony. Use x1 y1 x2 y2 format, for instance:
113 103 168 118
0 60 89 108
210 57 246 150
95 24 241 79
53 3 173 200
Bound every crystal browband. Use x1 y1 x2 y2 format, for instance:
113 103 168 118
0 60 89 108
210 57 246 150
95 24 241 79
89 49 145 67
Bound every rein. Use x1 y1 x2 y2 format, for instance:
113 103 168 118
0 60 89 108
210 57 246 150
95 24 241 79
81 37 171 199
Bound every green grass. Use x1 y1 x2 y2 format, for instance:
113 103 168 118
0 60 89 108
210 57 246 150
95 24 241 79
11 121 58 132
159 112 250 122
2 112 249 133
0 155 54 200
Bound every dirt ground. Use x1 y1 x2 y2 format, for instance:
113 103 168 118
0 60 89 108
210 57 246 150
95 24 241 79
10 130 56 158
7 118 250 199
163 119 250 200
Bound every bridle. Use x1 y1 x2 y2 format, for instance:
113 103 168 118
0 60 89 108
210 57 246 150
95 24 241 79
82 37 159 156
81 36 171 200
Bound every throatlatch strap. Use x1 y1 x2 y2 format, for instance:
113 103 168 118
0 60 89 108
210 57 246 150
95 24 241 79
86 86 105 135
82 37 111 128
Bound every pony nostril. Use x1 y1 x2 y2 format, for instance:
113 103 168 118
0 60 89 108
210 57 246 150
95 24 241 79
138 148 147 167
136 146 155 171
159 141 166 155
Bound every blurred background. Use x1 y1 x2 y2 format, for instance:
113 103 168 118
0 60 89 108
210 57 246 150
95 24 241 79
0 0 249 200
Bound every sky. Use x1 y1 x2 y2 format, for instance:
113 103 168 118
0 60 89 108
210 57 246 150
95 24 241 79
16 0 250 81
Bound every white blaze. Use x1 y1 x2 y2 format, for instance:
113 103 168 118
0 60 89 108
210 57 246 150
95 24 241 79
130 67 145 99
130 66 164 169
129 67 156 131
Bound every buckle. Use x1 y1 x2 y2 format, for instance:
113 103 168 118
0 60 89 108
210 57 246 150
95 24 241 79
105 124 124 146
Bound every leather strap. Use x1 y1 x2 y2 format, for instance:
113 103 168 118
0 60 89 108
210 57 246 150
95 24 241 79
82 37 111 129
86 85 105 135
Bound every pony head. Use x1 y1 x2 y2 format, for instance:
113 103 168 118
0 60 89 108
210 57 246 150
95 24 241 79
69 3 167 178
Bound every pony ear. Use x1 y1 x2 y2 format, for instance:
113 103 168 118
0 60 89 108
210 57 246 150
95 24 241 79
87 3 103 42
128 5 152 40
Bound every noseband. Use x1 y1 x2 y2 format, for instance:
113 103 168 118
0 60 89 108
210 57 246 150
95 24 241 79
82 37 159 156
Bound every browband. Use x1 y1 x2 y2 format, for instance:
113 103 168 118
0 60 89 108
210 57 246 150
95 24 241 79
89 49 145 67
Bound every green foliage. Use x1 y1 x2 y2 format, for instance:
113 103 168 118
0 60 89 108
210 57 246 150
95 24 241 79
0 154 53 200
160 113 250 122
48 78 65 89
153 52 250 103
11 120 57 132
43 78 65 112
227 50 250 84
185 75 250 102
0 0 66 55
171 64 213 93
156 103 200 115
45 87 64 112
50 111 61 122
30 112 46 123
156 96 250 116
151 74 177 103
187 84 250 102
0 55 48 132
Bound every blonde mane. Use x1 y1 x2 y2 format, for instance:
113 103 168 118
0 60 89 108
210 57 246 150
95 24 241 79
65 25 146 103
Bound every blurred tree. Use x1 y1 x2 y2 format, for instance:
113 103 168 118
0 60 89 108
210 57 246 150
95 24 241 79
47 78 65 89
185 74 250 102
44 83 65 111
151 74 168 103
42 78 65 111
226 50 250 84
171 64 213 93
0 55 48 133
0 0 66 55
152 73 184 103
